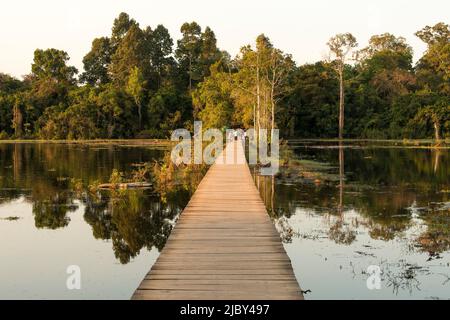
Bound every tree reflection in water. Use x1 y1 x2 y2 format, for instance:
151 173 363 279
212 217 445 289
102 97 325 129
82 151 207 264
0 143 207 264
254 142 450 256
83 188 188 264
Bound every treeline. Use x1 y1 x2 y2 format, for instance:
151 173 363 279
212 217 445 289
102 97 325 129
0 13 448 140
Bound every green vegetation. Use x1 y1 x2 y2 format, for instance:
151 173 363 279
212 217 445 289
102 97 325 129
0 14 449 140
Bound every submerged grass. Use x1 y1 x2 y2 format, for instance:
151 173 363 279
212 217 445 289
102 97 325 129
1 216 21 221
288 138 450 149
278 141 341 183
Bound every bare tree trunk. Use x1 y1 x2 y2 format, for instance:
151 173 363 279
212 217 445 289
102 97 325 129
271 175 275 215
256 53 261 144
338 142 344 219
270 57 276 134
189 55 192 92
433 120 441 143
263 90 268 131
338 66 344 140
266 91 269 131
253 103 256 129
135 98 142 130
13 144 20 181
271 87 275 134
253 103 258 146
262 91 266 130
433 149 441 173
13 104 23 138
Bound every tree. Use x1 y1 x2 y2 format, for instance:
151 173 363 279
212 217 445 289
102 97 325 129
199 27 222 78
95 85 136 138
415 22 450 95
176 23 222 91
327 33 358 139
351 34 417 138
12 95 24 137
265 48 295 132
411 101 450 143
176 22 202 91
147 86 192 137
0 74 26 136
111 12 137 49
31 49 78 84
287 62 339 137
192 61 234 129
149 25 174 88
109 23 147 86
357 33 412 60
126 66 146 129
80 37 112 85
229 35 294 135
27 49 78 132
415 22 450 46
231 45 259 130
0 73 23 93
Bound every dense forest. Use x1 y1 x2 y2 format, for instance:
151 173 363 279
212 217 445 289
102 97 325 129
0 13 448 140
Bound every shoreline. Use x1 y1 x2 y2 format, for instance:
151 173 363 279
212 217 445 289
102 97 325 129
0 139 172 146
0 138 448 149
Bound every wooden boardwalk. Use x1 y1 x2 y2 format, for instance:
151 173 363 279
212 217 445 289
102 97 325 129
132 141 303 300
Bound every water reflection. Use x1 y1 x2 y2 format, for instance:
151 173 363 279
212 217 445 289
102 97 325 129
255 142 450 299
82 190 181 264
0 143 204 265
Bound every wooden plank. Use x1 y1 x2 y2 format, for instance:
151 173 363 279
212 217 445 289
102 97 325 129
131 141 303 300
147 268 296 275
133 290 302 300
146 274 297 281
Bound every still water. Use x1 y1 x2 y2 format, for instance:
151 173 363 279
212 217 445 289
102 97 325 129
0 141 449 299
0 142 195 299
255 141 450 299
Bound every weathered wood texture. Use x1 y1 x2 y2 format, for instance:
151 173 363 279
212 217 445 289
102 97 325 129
132 141 302 300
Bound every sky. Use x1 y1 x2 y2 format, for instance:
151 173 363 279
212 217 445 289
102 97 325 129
0 0 449 78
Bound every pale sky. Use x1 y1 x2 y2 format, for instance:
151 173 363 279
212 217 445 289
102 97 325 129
0 0 449 78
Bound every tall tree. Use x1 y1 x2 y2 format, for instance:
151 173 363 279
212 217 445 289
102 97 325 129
176 23 222 91
109 23 146 86
411 101 450 143
12 95 24 137
357 33 412 60
31 49 78 83
0 73 24 93
111 12 137 49
28 49 78 131
148 25 174 88
415 22 450 94
126 66 146 129
264 47 294 132
230 45 258 130
200 27 221 78
192 61 233 129
231 35 293 134
327 33 358 139
176 22 202 91
80 37 112 85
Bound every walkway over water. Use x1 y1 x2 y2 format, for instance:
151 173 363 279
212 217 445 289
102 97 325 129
132 141 303 300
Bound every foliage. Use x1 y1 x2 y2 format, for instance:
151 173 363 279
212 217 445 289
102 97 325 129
0 16 448 141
